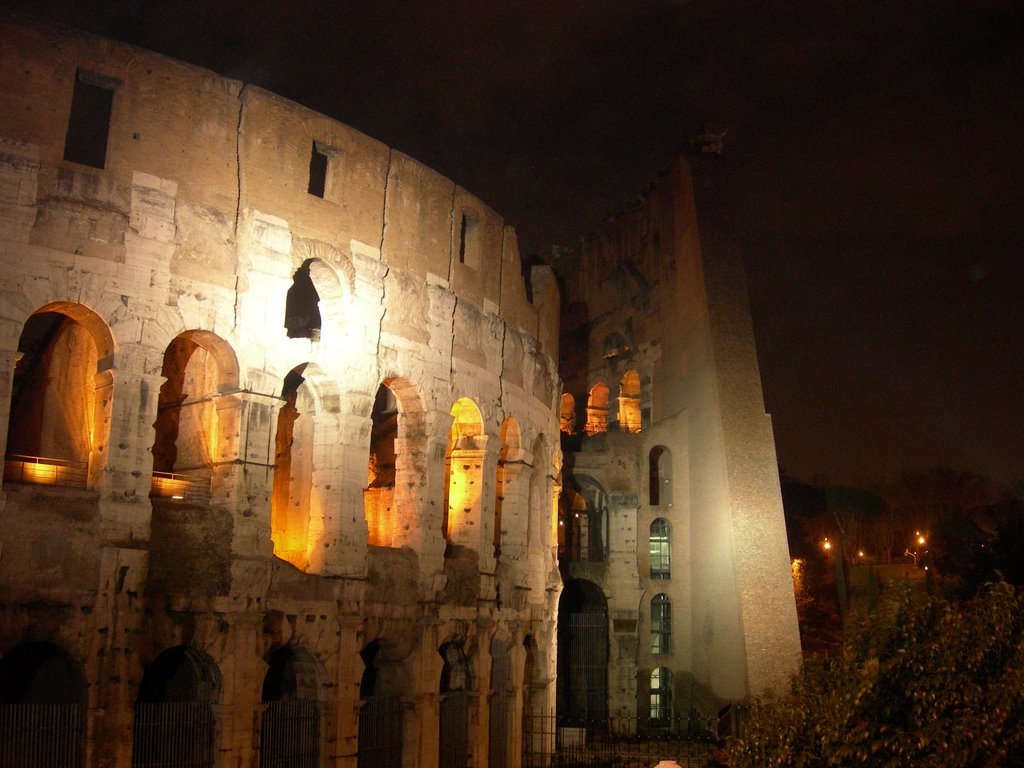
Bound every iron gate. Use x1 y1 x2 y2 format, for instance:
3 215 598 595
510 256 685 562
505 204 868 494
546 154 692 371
438 690 469 768
357 695 402 768
259 700 319 768
132 701 214 768
0 703 83 768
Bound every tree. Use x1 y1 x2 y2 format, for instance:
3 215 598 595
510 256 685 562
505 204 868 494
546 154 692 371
724 582 1024 768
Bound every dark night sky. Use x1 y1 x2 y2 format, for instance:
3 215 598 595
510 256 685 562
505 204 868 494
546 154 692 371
5 0 1022 493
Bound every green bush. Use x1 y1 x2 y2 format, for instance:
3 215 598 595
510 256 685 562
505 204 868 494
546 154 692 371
725 581 1024 767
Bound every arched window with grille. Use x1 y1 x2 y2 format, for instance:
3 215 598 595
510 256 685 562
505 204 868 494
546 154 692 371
650 667 673 723
650 594 672 654
648 446 672 506
649 518 671 580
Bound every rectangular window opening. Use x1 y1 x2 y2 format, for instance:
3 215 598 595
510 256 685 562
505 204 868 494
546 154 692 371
64 69 117 169
458 211 480 269
308 141 329 198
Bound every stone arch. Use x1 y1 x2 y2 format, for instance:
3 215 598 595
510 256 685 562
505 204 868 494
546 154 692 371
365 383 399 547
438 641 472 768
556 579 609 724
4 301 115 491
0 641 86 766
584 381 610 435
444 397 485 546
283 261 322 340
358 639 411 768
150 330 239 505
559 393 576 434
558 474 608 563
293 239 356 299
260 646 326 768
133 646 220 768
617 369 642 433
366 376 427 549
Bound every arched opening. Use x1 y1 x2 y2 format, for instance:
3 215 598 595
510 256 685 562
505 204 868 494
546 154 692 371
0 641 86 767
648 446 672 506
649 518 671 580
365 384 399 547
559 393 576 435
357 640 408 768
583 383 609 436
556 579 608 725
4 303 113 490
260 646 323 768
284 260 322 340
650 593 672 654
271 365 318 569
558 476 608 563
133 646 219 768
438 642 472 768
369 377 426 550
649 667 673 724
444 398 485 545
495 418 520 559
488 638 513 768
617 370 641 433
151 331 238 505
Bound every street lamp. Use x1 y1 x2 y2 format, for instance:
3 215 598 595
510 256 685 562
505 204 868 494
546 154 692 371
905 531 927 567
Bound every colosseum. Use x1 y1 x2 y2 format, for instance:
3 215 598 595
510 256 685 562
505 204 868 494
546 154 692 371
0 13 801 768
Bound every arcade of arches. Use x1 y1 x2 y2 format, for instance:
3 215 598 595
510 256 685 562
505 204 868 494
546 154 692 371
0 17 802 768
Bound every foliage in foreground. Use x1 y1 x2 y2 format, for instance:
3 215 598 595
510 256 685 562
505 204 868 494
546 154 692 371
726 581 1024 768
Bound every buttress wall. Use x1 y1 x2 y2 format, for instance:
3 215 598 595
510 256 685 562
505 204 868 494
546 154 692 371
0 17 561 768
556 155 801 713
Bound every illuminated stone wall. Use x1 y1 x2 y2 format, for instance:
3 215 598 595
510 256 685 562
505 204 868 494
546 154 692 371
0 17 560 768
555 156 802 716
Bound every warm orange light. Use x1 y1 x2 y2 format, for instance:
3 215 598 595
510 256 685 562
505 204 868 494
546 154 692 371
823 539 832 551
364 487 396 547
617 370 642 433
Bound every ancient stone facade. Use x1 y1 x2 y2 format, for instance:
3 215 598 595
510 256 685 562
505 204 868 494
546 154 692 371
0 18 562 768
553 157 802 725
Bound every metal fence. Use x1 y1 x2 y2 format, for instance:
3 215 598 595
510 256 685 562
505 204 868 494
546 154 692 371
0 703 83 768
133 701 214 768
522 710 738 768
438 691 470 768
3 454 88 489
150 470 212 505
357 696 403 768
258 700 320 768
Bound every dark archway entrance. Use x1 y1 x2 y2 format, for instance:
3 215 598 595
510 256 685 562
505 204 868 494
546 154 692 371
133 646 218 768
260 646 322 768
0 641 86 767
357 640 406 768
556 579 608 725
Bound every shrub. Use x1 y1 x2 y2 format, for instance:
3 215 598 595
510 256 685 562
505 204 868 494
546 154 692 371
725 581 1024 767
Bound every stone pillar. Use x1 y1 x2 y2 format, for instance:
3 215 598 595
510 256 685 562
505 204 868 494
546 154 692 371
96 366 165 540
607 493 643 719
212 389 282 558
317 410 372 577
